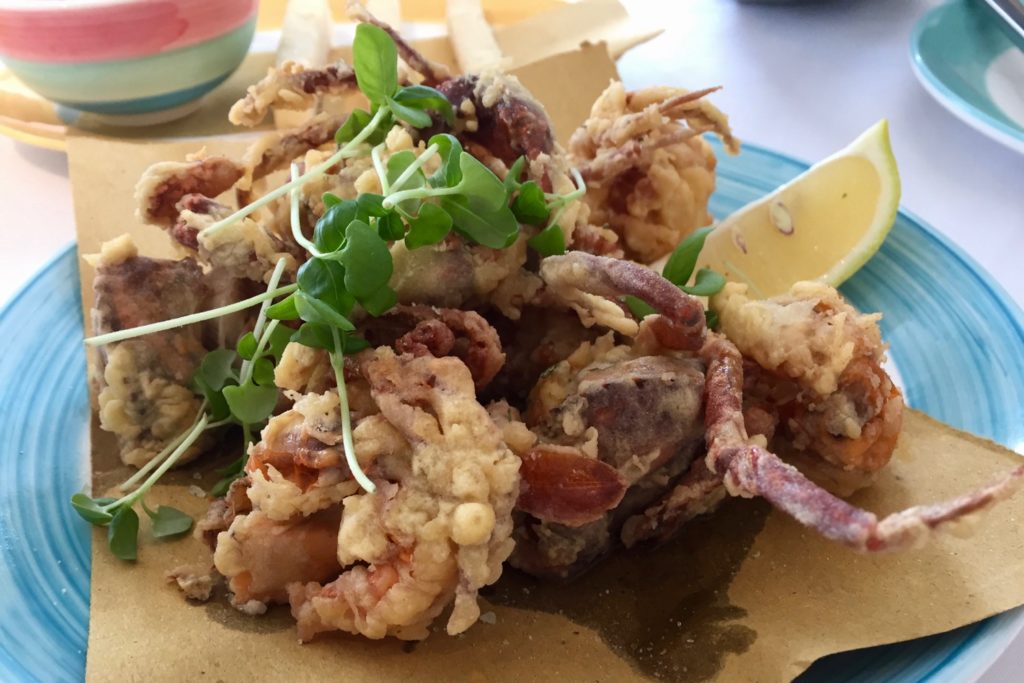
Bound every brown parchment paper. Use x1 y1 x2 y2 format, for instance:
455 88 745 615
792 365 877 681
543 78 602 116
65 13 1024 683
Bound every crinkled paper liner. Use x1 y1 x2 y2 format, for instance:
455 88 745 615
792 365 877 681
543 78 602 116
67 3 1024 681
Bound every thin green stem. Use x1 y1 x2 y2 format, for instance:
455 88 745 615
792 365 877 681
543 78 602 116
546 203 567 231
240 318 281 386
388 143 438 195
118 400 207 491
104 414 210 509
254 258 288 340
330 329 375 494
201 106 389 239
544 167 587 206
289 162 322 257
383 184 459 209
239 257 288 380
85 284 297 346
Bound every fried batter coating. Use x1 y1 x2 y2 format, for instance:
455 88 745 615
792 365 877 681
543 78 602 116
288 349 520 640
239 111 346 188
569 82 737 263
89 236 211 467
228 61 357 128
135 156 243 227
714 281 883 396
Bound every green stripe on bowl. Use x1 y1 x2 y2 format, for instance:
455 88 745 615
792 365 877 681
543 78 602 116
57 71 232 114
911 1 1023 138
2 15 255 105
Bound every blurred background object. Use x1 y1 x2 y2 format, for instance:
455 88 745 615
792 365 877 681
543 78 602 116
973 0 1024 51
912 0 1024 153
0 0 258 126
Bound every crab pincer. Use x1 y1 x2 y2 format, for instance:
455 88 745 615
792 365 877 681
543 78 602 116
701 334 1024 552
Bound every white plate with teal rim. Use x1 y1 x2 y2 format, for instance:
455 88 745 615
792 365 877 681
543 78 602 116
2 138 1023 682
911 0 1024 154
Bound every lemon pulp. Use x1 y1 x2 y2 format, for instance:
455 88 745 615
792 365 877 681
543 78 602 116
696 120 900 298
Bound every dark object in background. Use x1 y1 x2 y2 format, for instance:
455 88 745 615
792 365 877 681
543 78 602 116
974 0 1024 51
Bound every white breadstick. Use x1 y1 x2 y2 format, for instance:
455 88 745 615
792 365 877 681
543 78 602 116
446 0 505 73
277 0 332 68
365 0 402 27
274 0 333 129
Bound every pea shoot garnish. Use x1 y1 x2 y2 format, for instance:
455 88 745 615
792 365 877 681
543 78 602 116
625 225 727 326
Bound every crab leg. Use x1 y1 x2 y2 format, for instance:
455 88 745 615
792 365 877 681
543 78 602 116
702 335 1024 552
540 252 706 351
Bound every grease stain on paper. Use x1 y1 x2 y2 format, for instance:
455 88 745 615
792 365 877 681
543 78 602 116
488 498 769 681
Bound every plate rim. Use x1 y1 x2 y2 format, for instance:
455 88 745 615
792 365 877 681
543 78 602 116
909 0 1024 155
2 140 1023 681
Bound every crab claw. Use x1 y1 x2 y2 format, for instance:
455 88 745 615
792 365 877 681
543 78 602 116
517 445 628 527
702 334 1024 552
540 251 706 351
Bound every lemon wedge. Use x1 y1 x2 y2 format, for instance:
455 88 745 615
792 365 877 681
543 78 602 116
695 120 900 298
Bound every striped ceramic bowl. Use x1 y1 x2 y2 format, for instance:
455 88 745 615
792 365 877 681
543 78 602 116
0 0 257 124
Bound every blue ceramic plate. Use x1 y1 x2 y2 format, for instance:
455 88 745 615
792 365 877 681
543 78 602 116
1 139 1022 682
911 0 1024 154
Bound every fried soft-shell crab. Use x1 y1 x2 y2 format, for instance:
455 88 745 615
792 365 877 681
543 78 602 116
90 9 1024 644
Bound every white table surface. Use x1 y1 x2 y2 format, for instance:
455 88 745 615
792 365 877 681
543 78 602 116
0 0 1021 679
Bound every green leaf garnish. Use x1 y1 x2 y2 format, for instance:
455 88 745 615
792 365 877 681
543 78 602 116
513 181 551 226
527 224 566 257
236 333 257 361
386 151 422 187
195 348 238 391
405 203 452 249
337 221 393 299
266 323 293 363
386 151 426 214
209 457 246 497
322 192 342 208
454 153 506 211
393 84 455 125
624 295 657 319
223 382 278 424
387 95 432 128
680 268 727 297
314 200 358 252
291 322 335 351
442 196 519 249
108 506 139 561
662 226 714 286
295 292 355 331
504 156 526 192
71 493 113 526
191 374 231 422
266 293 300 321
361 286 398 317
335 108 372 145
705 309 719 329
377 212 406 240
340 334 372 354
353 24 399 106
143 503 194 539
251 357 276 386
357 193 388 217
298 258 355 317
428 134 463 188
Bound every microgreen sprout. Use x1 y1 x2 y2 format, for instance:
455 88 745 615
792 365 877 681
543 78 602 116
330 328 375 493
72 413 209 560
623 225 727 327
